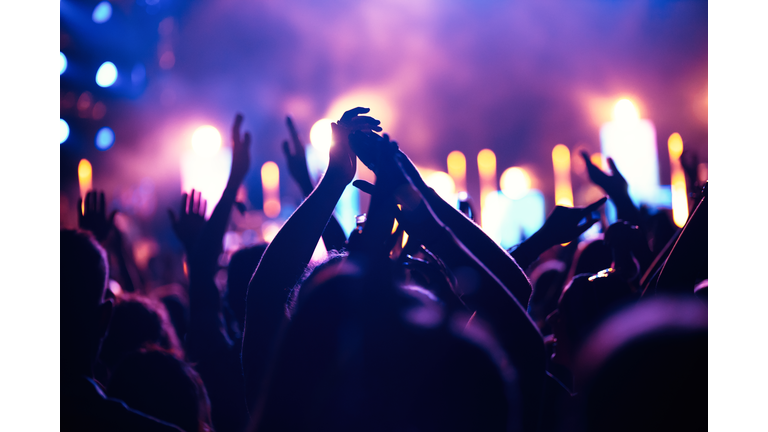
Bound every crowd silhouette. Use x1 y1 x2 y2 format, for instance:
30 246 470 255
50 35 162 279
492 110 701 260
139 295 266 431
62 107 707 432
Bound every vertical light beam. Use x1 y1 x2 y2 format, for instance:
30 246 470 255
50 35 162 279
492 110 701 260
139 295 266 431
477 149 497 229
447 151 467 193
262 161 281 218
78 159 93 213
668 133 688 227
552 144 573 207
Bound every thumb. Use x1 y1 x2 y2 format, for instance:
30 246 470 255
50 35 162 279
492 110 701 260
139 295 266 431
108 210 118 226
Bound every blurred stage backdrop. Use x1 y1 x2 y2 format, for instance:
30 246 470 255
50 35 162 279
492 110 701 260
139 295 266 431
60 0 707 266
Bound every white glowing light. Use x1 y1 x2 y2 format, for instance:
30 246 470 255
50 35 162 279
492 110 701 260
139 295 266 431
60 119 70 144
425 171 456 202
92 1 112 24
612 99 640 122
191 125 222 156
309 118 334 153
60 52 67 75
500 167 531 200
96 61 118 87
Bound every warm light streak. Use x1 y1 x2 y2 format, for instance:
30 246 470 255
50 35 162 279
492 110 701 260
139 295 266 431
477 149 497 228
590 153 605 170
78 159 93 212
261 161 281 218
447 151 467 192
500 167 531 200
191 125 222 156
402 231 409 249
668 133 688 227
552 144 573 207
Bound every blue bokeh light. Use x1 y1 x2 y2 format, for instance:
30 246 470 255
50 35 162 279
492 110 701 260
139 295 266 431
60 52 67 75
96 62 118 87
60 119 70 144
131 63 146 85
92 2 113 24
95 127 115 150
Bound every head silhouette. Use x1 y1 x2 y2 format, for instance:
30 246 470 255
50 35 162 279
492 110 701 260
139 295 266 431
107 348 212 432
60 229 113 378
226 244 268 332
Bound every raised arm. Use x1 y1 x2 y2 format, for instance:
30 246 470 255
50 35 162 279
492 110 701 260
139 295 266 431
183 114 252 359
582 151 642 226
282 116 348 251
242 108 380 409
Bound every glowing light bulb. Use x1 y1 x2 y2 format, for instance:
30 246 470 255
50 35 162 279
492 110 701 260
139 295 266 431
613 99 639 122
309 119 334 153
500 167 531 200
191 125 222 156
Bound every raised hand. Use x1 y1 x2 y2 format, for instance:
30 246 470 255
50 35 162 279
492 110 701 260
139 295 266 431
581 152 628 198
168 189 207 254
537 197 608 246
282 116 314 196
78 190 117 242
229 114 252 188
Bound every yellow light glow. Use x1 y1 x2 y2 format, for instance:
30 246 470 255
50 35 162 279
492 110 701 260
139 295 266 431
590 153 605 170
309 118 334 153
191 125 222 156
261 161 280 190
78 159 93 212
425 171 456 202
552 144 573 207
613 99 640 122
447 151 467 192
261 161 281 218
667 133 688 227
262 221 281 243
500 167 531 200
402 231 409 249
668 133 683 159
477 149 497 229
391 218 399 235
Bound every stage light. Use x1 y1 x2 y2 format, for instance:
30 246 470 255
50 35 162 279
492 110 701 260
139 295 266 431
447 151 466 192
612 99 639 122
425 171 456 202
310 119 334 153
552 144 573 207
261 162 281 218
500 167 531 200
60 119 69 144
96 62 117 87
191 125 222 156
92 2 112 24
477 149 497 229
78 159 93 211
95 127 115 150
60 52 67 75
668 133 688 227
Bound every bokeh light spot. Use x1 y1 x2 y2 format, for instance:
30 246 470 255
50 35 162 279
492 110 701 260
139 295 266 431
310 119 334 153
612 98 639 122
425 171 456 202
92 1 113 24
60 52 67 75
60 119 70 144
96 62 118 87
191 125 222 156
500 167 532 200
95 127 115 150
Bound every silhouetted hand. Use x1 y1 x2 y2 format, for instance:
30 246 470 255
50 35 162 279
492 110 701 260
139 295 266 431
168 189 207 254
78 191 117 242
535 197 608 246
325 108 381 186
282 116 314 196
581 152 628 199
229 114 252 188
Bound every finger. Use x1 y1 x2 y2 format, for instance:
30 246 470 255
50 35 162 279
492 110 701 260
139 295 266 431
353 179 376 195
575 216 600 236
180 193 188 216
232 113 244 145
286 116 303 153
585 196 608 213
201 199 207 217
188 189 196 215
87 191 95 214
194 191 202 214
581 151 592 166
349 116 381 125
168 208 177 224
108 210 117 226
243 132 252 154
340 107 370 122
607 157 625 180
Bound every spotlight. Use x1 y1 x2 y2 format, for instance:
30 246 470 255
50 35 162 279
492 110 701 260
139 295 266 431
92 1 113 24
95 127 115 150
96 62 117 87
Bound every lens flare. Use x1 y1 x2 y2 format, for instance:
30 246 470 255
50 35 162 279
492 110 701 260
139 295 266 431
191 125 222 156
